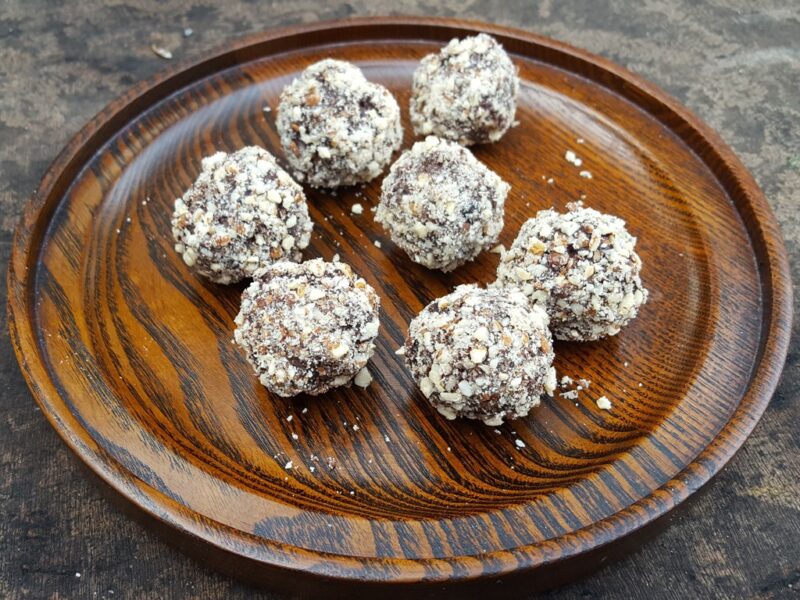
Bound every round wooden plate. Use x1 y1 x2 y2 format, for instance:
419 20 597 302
7 17 792 598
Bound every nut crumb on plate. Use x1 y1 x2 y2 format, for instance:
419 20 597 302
354 367 373 388
565 150 583 167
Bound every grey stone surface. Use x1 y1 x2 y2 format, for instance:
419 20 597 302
0 1 797 598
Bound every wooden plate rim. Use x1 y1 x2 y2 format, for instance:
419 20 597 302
6 16 793 584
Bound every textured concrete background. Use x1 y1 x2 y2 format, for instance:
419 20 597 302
1 1 798 598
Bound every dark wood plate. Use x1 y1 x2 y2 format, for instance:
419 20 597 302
7 17 792 598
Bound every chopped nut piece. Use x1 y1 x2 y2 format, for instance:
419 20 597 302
306 287 325 301
330 342 350 359
469 347 487 364
354 367 372 388
473 326 489 342
544 367 557 395
281 235 296 251
596 396 612 410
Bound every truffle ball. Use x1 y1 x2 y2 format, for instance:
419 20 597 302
234 258 380 397
276 59 403 188
375 136 509 272
171 146 312 284
495 202 648 341
410 33 519 146
404 285 556 426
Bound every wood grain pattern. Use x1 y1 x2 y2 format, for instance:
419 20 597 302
6 17 792 598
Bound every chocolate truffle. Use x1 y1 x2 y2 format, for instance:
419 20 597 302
375 136 508 272
171 146 312 284
276 59 403 188
495 202 648 341
410 33 519 146
403 285 556 426
233 258 380 397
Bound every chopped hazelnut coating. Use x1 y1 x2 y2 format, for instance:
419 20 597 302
495 202 648 341
404 285 555 426
276 59 403 188
375 136 509 271
410 34 519 145
234 258 380 396
171 146 312 284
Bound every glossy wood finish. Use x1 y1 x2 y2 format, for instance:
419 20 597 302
6 17 792 598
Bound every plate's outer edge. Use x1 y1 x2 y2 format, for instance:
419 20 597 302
6 16 793 596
